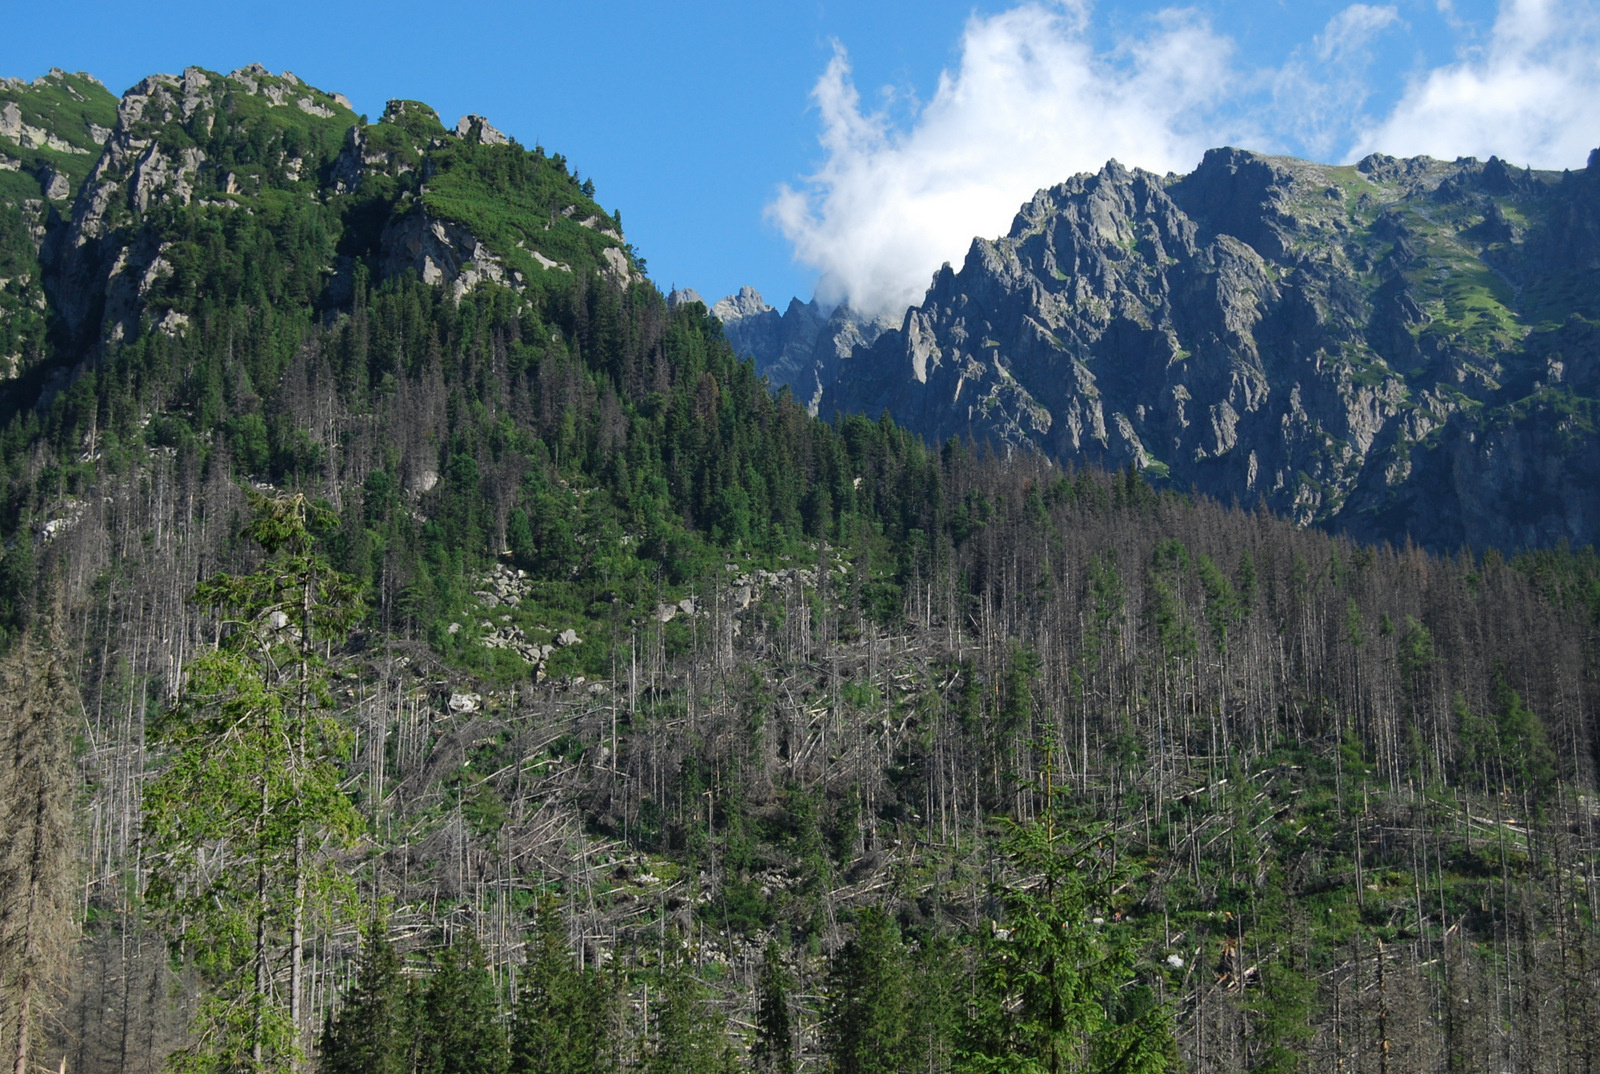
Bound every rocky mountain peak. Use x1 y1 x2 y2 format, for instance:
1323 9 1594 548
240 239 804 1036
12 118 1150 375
712 287 898 415
821 145 1600 553
711 284 773 322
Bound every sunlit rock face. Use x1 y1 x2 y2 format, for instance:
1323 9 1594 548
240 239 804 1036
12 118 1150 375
816 146 1600 553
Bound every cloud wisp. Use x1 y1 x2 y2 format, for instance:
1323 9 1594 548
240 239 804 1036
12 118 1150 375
1271 4 1401 161
772 0 1600 318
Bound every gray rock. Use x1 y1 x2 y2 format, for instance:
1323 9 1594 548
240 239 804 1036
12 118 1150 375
379 209 517 301
820 146 1600 552
0 98 91 154
229 64 268 92
601 246 637 287
40 166 68 201
455 114 508 145
714 288 896 414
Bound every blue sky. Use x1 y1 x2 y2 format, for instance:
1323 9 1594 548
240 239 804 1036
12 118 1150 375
3 1 1596 315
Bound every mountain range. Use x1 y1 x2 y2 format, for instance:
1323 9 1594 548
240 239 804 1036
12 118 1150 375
717 146 1600 554
8 64 1600 556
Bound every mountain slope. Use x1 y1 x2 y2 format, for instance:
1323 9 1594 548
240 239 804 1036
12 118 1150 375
3 66 1600 1074
0 69 117 380
822 147 1600 553
25 65 634 381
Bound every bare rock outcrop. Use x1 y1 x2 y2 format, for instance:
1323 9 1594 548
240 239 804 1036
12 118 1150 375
713 287 895 414
821 147 1600 551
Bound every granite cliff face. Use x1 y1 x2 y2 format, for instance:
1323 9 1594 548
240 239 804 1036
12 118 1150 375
818 148 1600 552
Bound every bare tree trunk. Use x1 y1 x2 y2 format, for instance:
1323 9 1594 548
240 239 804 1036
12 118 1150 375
289 566 315 1071
291 834 305 1069
11 974 32 1074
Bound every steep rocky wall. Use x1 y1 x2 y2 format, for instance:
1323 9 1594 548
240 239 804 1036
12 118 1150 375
820 147 1600 553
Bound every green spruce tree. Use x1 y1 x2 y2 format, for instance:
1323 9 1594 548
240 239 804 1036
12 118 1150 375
752 942 794 1074
643 961 734 1074
958 820 1180 1074
417 935 507 1074
510 899 617 1074
319 916 409 1074
144 493 364 1074
823 909 911 1074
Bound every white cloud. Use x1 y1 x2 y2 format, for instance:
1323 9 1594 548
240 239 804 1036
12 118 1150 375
1350 0 1600 166
773 0 1600 318
768 2 1239 317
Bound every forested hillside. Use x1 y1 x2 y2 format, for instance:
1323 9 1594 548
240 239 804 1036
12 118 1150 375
2 65 1600 1074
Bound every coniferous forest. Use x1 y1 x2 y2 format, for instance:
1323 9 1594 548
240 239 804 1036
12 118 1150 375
2 64 1600 1074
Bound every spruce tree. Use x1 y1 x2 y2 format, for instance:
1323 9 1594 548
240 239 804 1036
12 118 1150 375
510 899 616 1074
319 916 408 1074
1492 676 1557 797
823 909 910 1074
417 936 507 1074
144 493 365 1073
959 820 1180 1074
643 962 734 1074
751 942 794 1074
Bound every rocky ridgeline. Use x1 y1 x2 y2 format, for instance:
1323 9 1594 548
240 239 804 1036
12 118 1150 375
43 65 361 355
703 286 898 416
0 69 112 166
729 147 1600 553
